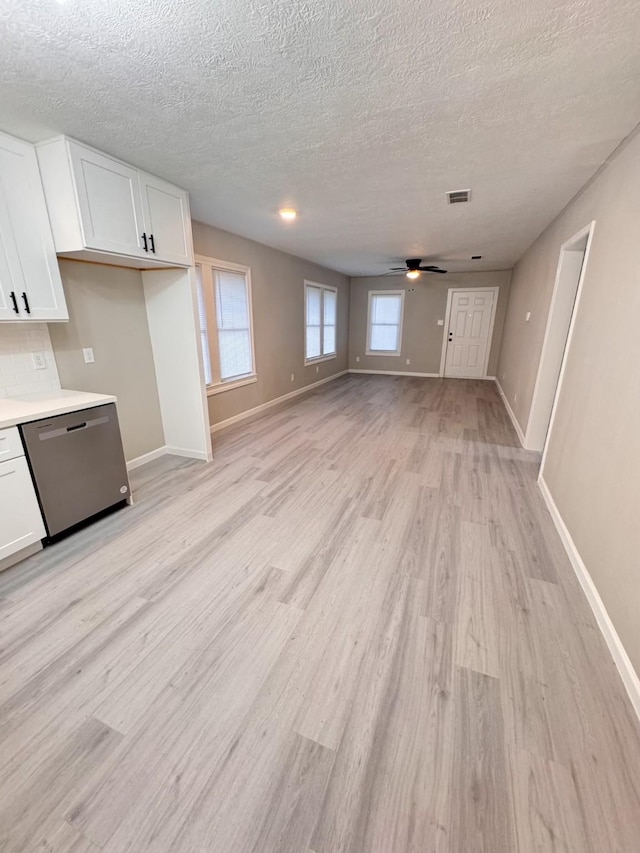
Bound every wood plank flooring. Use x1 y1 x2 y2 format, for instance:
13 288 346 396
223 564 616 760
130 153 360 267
1 375 640 852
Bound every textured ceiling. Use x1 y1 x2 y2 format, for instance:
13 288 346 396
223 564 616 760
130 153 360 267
1 0 639 275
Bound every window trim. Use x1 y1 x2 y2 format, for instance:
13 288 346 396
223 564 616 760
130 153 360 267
194 254 257 395
304 280 338 365
366 289 405 356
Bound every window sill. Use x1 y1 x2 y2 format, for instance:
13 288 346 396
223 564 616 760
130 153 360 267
206 375 257 396
365 351 402 357
304 353 337 366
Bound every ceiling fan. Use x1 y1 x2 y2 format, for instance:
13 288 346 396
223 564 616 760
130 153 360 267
388 258 447 279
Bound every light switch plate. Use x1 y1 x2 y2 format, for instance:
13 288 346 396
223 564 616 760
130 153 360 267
83 347 95 364
437 319 444 326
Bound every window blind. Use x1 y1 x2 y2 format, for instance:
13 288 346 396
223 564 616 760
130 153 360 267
305 283 337 361
306 285 322 360
215 270 252 380
369 293 403 352
195 265 212 385
323 288 337 355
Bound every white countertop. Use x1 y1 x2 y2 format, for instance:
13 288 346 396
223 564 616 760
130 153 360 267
0 389 117 429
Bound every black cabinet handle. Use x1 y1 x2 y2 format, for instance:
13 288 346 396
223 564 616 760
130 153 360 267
9 291 19 314
21 292 31 314
141 232 148 252
149 233 155 254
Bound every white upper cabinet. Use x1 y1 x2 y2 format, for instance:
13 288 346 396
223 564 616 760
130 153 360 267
0 131 68 322
68 143 147 259
139 172 191 266
37 137 193 269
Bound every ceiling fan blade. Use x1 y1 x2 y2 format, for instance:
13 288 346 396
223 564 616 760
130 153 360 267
389 267 407 271
431 268 447 273
419 265 442 271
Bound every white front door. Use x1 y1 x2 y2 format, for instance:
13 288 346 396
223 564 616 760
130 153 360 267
444 290 496 378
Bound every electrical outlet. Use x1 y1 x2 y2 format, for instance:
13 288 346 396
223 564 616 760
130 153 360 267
405 358 411 365
437 319 444 326
32 352 46 370
514 392 518 403
83 347 95 364
315 365 319 373
290 373 295 382
355 356 360 362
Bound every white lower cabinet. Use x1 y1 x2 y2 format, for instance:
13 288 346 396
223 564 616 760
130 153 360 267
0 454 45 561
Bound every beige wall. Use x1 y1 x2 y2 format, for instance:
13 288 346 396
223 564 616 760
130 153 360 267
497 128 640 673
191 221 350 426
49 260 165 462
349 271 511 376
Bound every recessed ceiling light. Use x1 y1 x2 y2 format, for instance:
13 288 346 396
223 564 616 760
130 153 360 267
406 270 420 280
279 208 297 221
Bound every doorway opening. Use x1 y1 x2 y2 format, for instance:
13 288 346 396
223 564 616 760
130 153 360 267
526 221 595 455
439 287 499 379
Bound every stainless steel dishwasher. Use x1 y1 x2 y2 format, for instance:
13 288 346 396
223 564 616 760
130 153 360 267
20 403 130 540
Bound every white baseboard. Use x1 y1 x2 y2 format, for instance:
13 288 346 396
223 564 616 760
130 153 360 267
165 446 210 461
126 446 168 471
494 378 526 447
538 475 640 721
210 370 349 434
348 369 440 378
127 444 210 469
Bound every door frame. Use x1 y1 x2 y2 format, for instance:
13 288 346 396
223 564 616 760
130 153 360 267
438 286 499 378
537 221 596 472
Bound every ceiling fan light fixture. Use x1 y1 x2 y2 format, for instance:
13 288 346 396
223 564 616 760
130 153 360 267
406 270 420 280
279 208 297 221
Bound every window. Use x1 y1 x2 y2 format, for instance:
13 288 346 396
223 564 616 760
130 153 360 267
366 290 405 356
305 281 337 363
195 256 256 394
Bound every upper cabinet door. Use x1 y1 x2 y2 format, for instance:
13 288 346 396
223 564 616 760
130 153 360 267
139 172 192 266
68 142 148 259
0 131 68 322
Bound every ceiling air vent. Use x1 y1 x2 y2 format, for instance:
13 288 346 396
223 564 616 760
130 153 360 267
446 189 471 204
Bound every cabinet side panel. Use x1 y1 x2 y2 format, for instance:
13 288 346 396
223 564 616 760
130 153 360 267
142 267 212 461
36 139 83 252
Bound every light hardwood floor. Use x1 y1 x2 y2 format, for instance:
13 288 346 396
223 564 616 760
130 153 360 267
1 375 640 852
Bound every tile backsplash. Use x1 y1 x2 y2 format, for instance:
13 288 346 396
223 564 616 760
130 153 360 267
0 323 61 397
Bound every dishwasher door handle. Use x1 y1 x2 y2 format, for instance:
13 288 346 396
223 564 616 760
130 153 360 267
37 415 109 441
